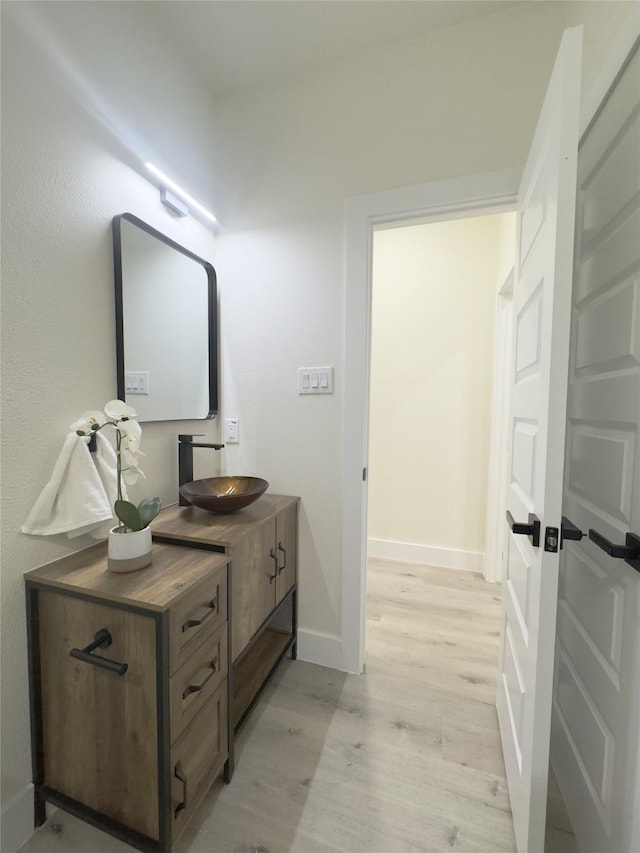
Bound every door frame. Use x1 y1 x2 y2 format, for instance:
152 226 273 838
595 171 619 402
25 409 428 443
483 271 514 584
342 168 520 674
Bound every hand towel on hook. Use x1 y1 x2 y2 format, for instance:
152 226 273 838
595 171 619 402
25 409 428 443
21 431 124 539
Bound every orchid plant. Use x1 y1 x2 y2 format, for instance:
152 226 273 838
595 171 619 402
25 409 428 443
72 400 161 533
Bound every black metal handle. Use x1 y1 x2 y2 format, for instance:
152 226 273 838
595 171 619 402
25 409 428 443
589 529 640 571
277 542 287 574
69 629 128 676
182 658 218 700
174 761 187 817
506 510 541 548
561 516 585 547
182 598 217 632
269 548 278 583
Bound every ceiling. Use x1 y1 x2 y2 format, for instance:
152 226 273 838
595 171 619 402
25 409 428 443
148 0 524 97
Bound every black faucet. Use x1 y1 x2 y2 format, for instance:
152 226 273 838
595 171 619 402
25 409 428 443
178 434 224 506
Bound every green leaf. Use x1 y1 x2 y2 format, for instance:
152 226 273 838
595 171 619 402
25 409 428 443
137 496 161 528
114 499 143 532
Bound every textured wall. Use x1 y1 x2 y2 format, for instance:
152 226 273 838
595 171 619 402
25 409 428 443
0 2 222 835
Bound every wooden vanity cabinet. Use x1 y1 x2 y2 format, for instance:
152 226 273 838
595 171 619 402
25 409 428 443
152 494 299 730
25 542 231 853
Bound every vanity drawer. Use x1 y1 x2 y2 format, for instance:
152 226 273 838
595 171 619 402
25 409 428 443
169 563 227 673
170 682 228 842
170 621 228 743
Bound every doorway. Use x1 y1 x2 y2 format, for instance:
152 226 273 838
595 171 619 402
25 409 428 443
342 167 520 676
366 212 516 578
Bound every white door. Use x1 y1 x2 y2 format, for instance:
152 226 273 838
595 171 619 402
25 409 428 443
551 41 640 853
496 27 582 853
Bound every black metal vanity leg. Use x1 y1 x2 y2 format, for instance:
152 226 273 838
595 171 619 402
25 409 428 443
224 561 234 784
34 789 46 827
26 585 47 827
156 613 172 853
223 755 234 784
291 588 298 661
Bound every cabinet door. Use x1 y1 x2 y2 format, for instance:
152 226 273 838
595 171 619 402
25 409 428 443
275 504 297 605
231 518 277 660
38 591 159 840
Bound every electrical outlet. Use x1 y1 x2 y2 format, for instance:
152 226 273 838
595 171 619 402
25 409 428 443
225 418 239 443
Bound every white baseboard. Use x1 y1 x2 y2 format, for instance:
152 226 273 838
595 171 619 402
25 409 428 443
367 538 484 573
1 784 34 853
296 628 344 671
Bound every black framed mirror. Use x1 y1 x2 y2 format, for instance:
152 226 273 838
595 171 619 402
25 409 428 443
113 213 218 422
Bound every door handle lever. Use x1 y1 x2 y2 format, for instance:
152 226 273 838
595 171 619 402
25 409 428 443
506 510 540 548
588 529 640 573
560 516 585 548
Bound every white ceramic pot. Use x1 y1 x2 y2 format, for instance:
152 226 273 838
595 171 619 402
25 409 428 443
107 525 152 573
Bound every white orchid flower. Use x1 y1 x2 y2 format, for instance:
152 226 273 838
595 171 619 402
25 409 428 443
104 399 138 421
118 417 142 442
121 447 143 468
70 410 106 435
123 464 146 485
69 398 161 533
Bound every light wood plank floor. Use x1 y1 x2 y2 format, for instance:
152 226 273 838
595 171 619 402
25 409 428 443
20 559 578 853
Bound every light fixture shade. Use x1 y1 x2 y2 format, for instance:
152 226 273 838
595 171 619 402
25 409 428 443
145 162 217 223
160 188 189 217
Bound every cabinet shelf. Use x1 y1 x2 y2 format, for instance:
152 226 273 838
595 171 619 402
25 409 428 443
233 627 294 730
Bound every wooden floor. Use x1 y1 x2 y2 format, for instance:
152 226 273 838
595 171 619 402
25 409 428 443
20 559 578 853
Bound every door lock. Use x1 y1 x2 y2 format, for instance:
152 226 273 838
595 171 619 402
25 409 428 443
544 527 559 553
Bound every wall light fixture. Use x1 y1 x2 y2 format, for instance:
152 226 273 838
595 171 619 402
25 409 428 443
145 162 217 223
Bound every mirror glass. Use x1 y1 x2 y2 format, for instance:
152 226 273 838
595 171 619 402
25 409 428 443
113 213 218 422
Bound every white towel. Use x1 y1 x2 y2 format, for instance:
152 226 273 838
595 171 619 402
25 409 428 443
21 431 127 539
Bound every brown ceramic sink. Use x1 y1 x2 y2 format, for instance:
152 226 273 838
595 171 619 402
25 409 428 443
179 476 269 513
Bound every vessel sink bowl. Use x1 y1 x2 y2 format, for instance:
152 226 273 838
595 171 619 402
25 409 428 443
180 476 269 513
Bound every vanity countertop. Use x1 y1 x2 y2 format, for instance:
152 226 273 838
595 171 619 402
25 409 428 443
152 493 299 551
24 540 228 612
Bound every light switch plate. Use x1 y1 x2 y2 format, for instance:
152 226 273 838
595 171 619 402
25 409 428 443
125 371 149 395
298 367 334 394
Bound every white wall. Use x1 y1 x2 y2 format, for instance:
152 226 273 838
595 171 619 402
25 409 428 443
368 214 514 569
1 1 636 848
0 4 223 848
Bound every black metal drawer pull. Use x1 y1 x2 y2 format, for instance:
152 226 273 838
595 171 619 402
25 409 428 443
174 761 187 817
69 629 128 676
181 598 217 632
269 548 278 583
506 510 541 548
561 516 585 547
278 542 287 574
182 658 218 700
589 529 640 572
